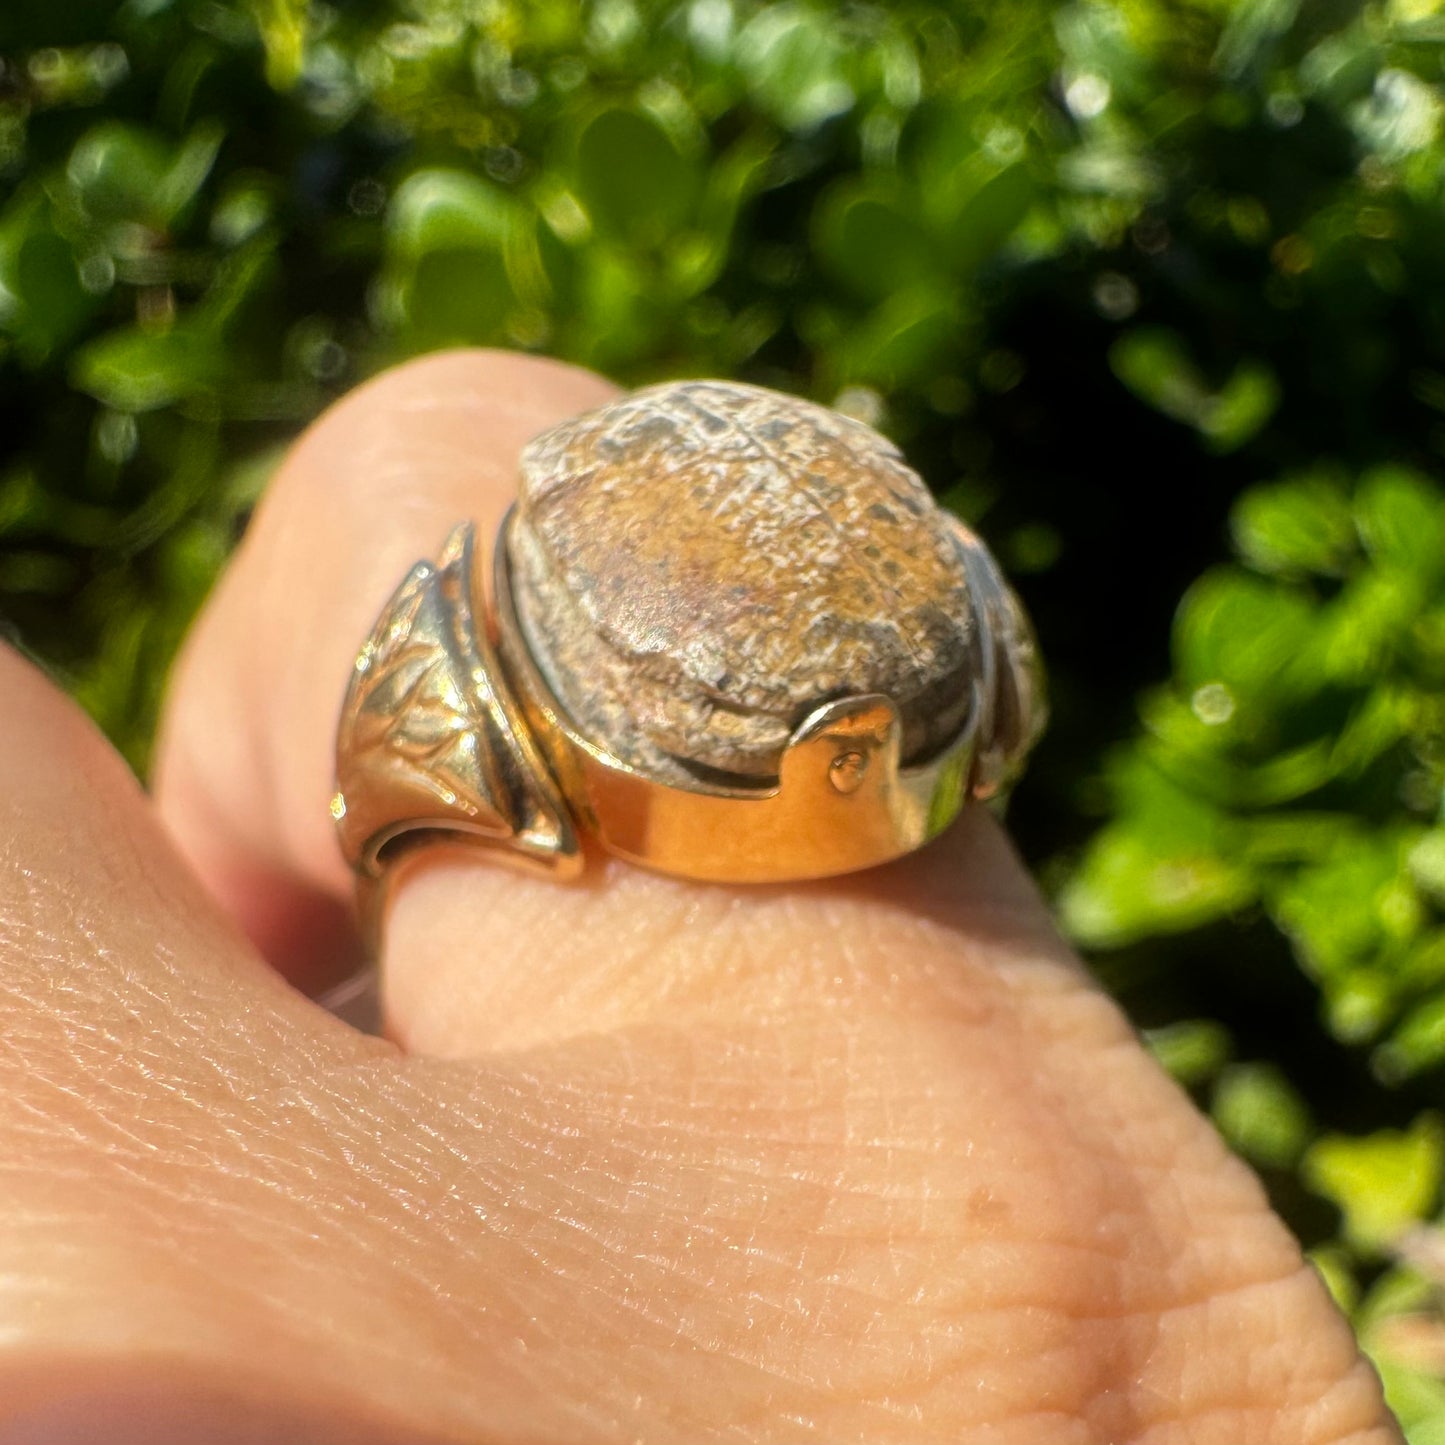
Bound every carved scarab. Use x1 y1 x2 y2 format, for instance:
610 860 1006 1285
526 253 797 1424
507 380 1041 799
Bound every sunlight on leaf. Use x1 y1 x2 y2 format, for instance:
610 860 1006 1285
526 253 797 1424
1306 1118 1444 1251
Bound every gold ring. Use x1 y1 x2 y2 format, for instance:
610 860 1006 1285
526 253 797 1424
332 380 1045 896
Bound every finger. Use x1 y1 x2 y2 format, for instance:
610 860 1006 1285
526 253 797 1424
7 648 983 1443
154 348 1057 1031
5 650 1400 1444
154 349 619 990
149 354 1402 1442
0 647 456 1439
0 649 785 1441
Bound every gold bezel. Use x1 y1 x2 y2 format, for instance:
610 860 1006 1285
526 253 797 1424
492 508 978 883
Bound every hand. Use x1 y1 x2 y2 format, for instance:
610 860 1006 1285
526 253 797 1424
0 352 1402 1444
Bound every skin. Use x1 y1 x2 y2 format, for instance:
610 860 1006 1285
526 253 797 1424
0 350 1404 1444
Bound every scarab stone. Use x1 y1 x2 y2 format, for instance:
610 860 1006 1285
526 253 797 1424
507 380 988 789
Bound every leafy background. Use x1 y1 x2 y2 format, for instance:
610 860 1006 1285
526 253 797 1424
3 0 1445 1431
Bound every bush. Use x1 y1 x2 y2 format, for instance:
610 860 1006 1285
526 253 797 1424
3 0 1444 1431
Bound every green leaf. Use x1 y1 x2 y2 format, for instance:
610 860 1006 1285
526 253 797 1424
932 159 1038 275
1211 1062 1312 1167
1110 329 1277 452
572 108 699 245
1214 0 1304 79
1058 757 1256 948
71 324 224 411
1398 1403 1445 1445
1355 1265 1445 1433
247 0 310 90
568 248 663 366
384 169 547 341
1326 971 1396 1046
1172 567 1320 706
415 252 513 342
1306 1246 1359 1314
388 169 523 258
1053 0 1150 98
1376 994 1445 1082
9 225 94 361
1110 327 1203 423
1059 821 1256 947
1304 1115 1444 1250
813 180 938 302
1319 569 1423 683
1202 359 1279 452
66 121 221 231
1409 831 1445 906
835 286 962 389
154 124 225 226
1359 1265 1440 1334
683 128 777 295
1270 832 1418 983
1355 466 1445 592
735 3 856 133
1144 1018 1232 1085
66 122 172 224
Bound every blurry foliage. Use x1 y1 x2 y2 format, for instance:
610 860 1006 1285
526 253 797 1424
4 0 1445 1431
1064 464 1445 1079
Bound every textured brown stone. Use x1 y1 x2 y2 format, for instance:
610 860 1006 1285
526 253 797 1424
508 380 978 786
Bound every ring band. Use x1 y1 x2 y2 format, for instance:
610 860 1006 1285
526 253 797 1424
333 381 1045 892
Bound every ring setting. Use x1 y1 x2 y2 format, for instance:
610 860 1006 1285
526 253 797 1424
333 380 1045 889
